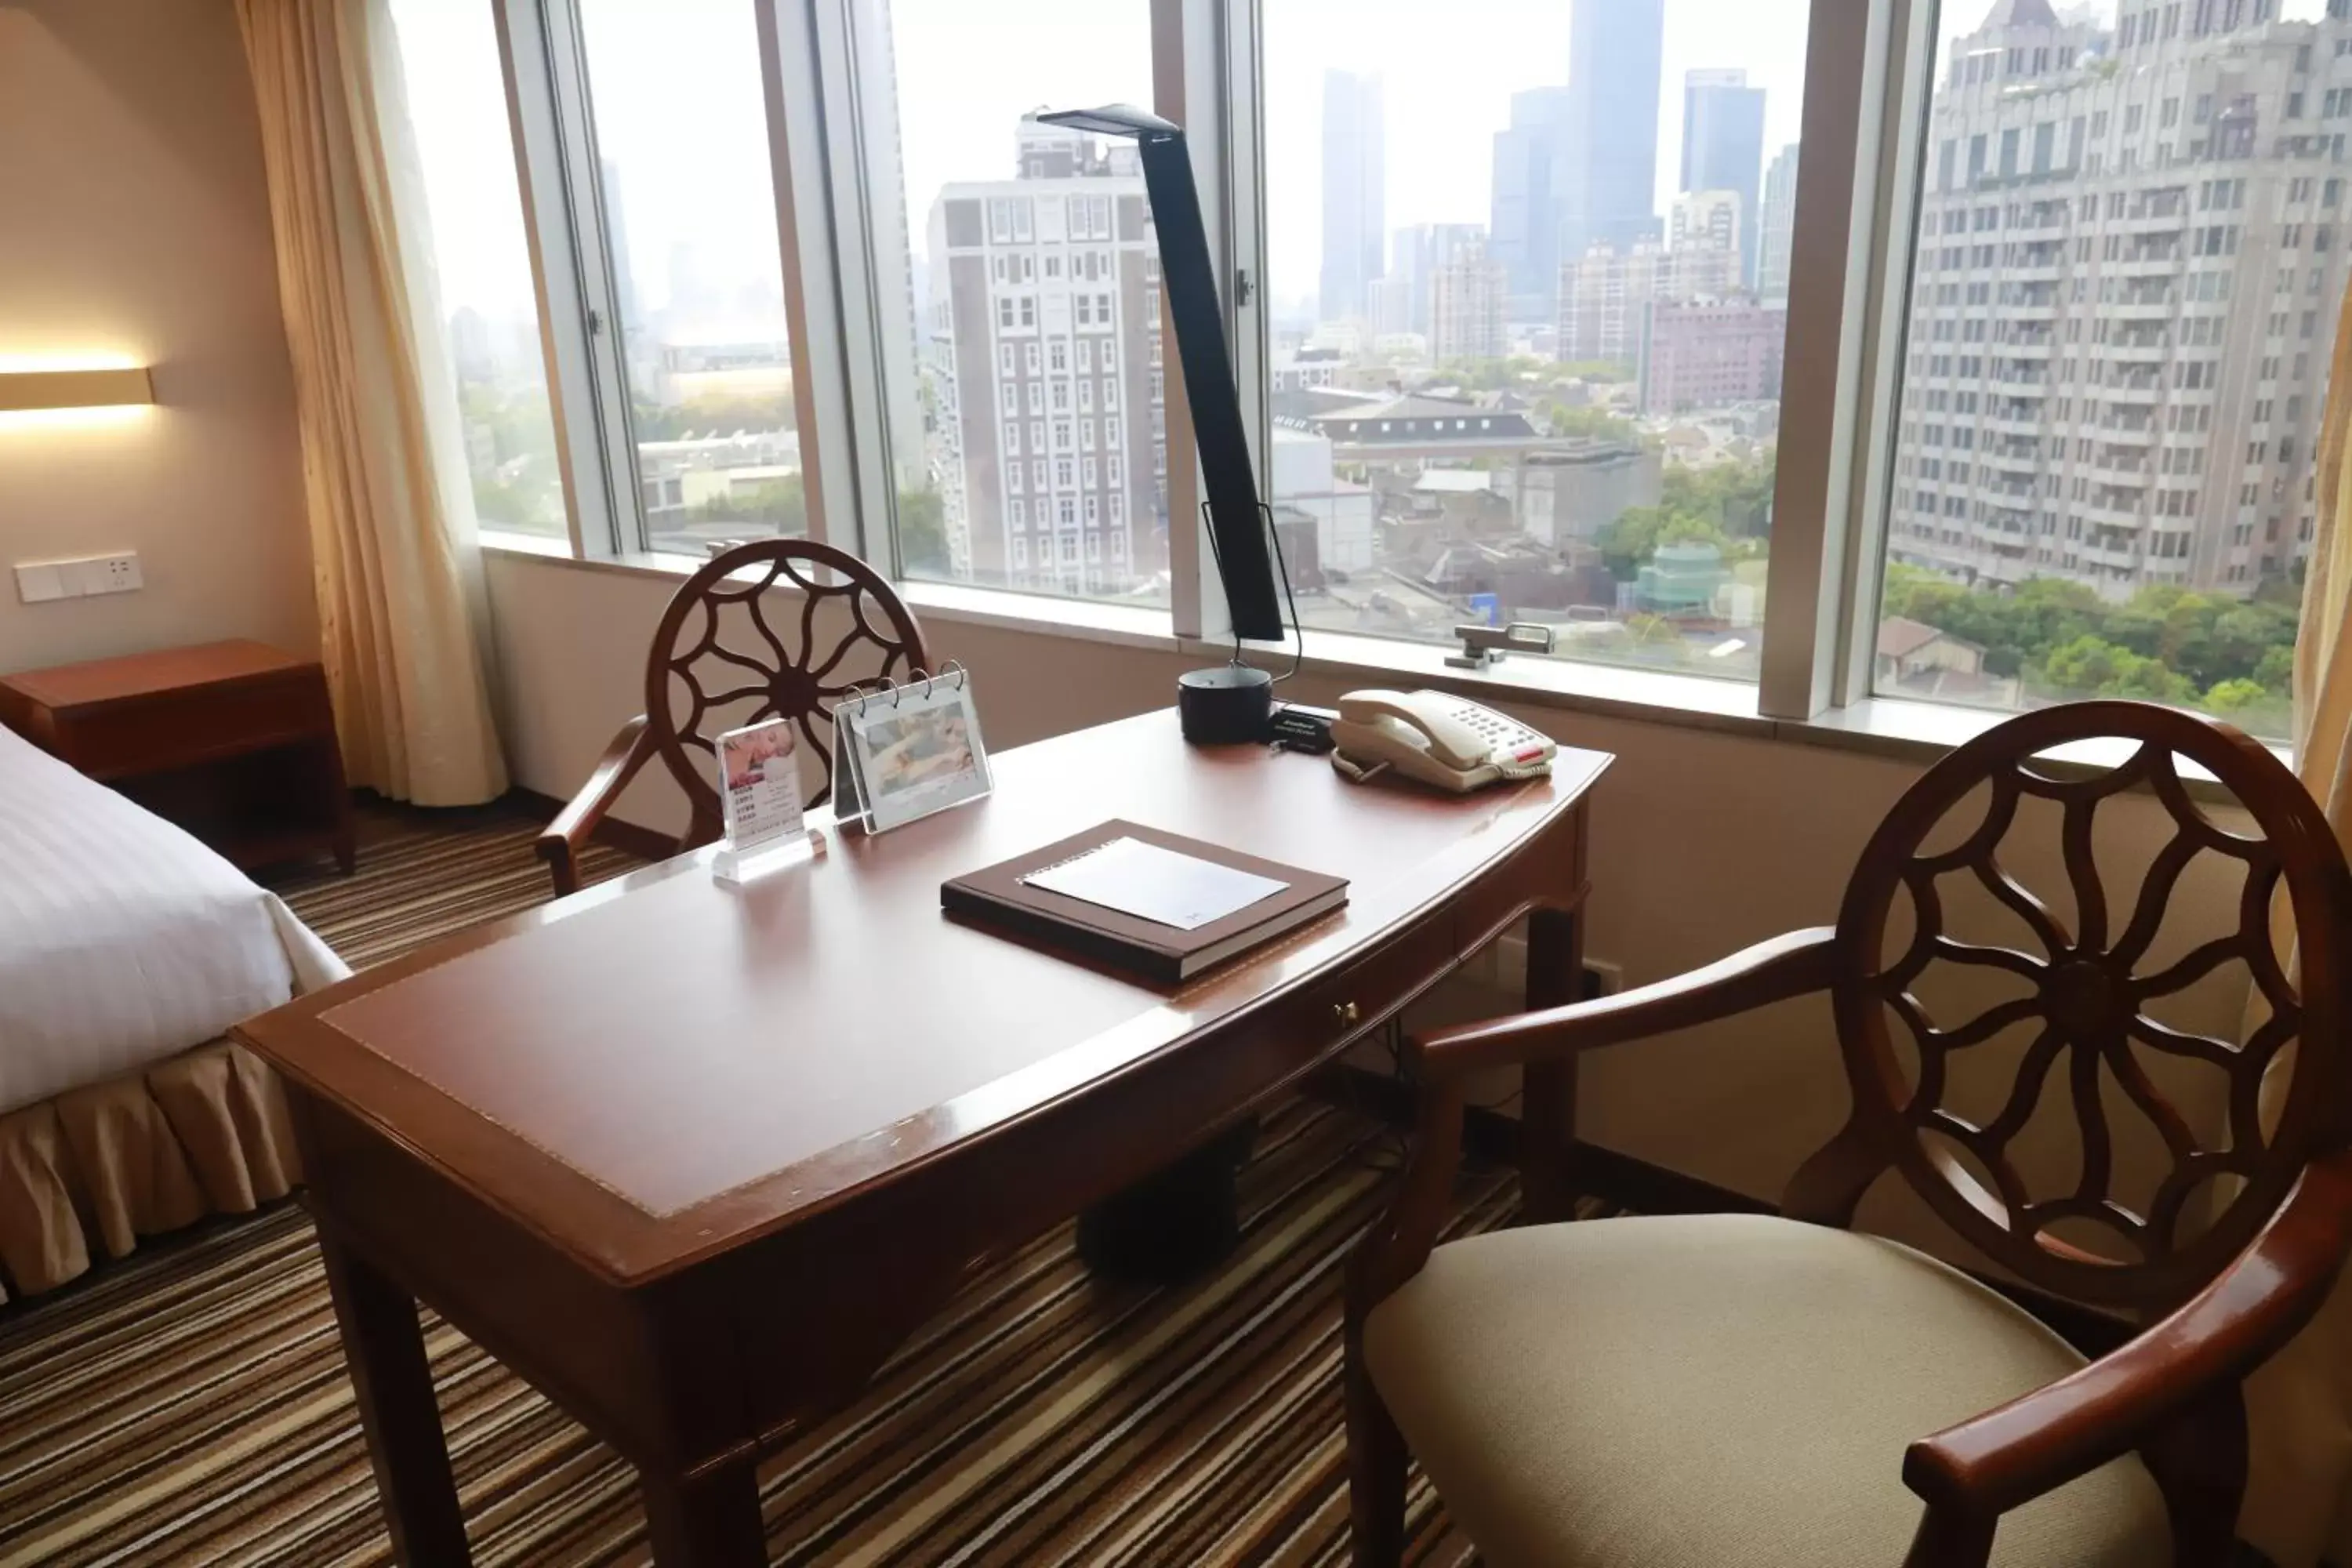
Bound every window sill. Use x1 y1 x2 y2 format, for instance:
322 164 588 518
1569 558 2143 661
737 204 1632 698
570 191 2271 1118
477 541 2283 781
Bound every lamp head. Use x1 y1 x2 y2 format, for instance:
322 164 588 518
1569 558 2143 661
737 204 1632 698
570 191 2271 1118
1034 104 1180 141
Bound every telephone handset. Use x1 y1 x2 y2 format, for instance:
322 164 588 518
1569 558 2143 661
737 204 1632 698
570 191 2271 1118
1328 689 1556 793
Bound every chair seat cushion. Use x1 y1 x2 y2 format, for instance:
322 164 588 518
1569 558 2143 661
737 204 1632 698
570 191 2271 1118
1363 1213 2169 1568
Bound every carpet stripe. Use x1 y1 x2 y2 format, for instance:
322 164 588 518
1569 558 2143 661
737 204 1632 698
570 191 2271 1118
0 802 1544 1565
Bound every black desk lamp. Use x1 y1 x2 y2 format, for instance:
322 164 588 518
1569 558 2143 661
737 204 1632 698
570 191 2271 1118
1037 104 1295 744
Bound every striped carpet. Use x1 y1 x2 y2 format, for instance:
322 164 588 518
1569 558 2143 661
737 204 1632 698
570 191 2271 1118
0 803 1523 1566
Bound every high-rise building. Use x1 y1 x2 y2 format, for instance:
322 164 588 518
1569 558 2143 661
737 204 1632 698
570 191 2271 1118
1759 143 1801 307
1556 241 1740 366
1432 241 1508 363
1682 69 1769 289
1558 0 1665 263
1490 86 1573 324
927 116 1167 598
1559 188 1740 368
1639 299 1788 415
1388 223 1489 338
1365 274 1412 337
1429 223 1487 267
1319 71 1386 324
1888 0 2350 601
1388 226 1432 336
1671 190 1744 263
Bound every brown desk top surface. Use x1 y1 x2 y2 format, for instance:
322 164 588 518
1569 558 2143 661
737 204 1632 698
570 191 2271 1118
2 639 314 710
241 709 1610 1283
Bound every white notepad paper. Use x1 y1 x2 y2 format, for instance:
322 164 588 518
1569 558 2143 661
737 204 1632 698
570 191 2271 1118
1021 837 1290 931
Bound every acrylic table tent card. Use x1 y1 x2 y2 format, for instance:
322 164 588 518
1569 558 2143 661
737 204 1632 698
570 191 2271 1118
837 664 993 834
711 715 819 884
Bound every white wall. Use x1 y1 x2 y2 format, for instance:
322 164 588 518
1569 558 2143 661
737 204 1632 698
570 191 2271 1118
0 0 314 674
485 548 2262 1269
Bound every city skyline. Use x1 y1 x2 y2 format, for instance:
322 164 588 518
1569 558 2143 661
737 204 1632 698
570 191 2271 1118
390 0 2336 334
386 0 2324 721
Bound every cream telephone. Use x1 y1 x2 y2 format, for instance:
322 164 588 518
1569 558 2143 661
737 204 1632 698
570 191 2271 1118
1328 689 1556 793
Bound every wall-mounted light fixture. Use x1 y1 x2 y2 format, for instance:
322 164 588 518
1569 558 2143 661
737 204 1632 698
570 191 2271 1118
0 366 154 413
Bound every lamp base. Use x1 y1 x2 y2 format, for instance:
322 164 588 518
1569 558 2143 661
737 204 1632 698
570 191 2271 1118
1177 664 1275 745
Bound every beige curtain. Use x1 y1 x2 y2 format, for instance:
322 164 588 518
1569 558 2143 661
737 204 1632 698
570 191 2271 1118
2240 281 2352 1568
237 0 508 806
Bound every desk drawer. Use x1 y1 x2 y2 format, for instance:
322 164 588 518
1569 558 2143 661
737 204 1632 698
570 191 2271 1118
1281 910 1461 1062
53 673 333 779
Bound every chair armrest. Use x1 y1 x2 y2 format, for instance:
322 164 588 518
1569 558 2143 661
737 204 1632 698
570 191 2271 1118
1348 928 1840 1315
535 716 657 897
1904 1149 2352 1522
1413 927 1840 1084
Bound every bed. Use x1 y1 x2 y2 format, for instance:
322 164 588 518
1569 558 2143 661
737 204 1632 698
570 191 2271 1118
0 722 348 1301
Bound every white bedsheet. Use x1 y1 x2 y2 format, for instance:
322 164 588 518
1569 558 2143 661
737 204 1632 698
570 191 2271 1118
0 724 349 1116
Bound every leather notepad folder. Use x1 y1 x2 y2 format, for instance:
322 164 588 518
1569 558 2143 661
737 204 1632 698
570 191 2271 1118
941 820 1348 985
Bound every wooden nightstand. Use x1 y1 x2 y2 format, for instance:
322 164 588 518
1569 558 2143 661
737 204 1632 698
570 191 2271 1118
0 639 357 874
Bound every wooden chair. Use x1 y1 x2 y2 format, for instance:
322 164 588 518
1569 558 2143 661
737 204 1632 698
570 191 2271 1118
1347 701 2352 1568
535 539 931 896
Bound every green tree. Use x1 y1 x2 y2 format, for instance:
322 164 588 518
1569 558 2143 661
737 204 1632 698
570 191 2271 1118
1600 506 1729 578
2205 678 2268 713
1878 562 2298 731
685 476 806 535
896 487 951 577
2038 634 2194 702
1546 405 1638 443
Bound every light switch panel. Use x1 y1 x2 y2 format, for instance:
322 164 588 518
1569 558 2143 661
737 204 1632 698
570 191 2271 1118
13 563 68 604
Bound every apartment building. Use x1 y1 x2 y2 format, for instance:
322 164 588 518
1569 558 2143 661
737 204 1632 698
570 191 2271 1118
1889 0 2352 597
927 117 1168 597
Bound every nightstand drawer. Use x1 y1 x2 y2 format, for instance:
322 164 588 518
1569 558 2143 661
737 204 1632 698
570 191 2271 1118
49 671 335 779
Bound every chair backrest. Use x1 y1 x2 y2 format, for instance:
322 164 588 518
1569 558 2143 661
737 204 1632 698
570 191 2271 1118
1799 700 2352 1315
643 539 931 844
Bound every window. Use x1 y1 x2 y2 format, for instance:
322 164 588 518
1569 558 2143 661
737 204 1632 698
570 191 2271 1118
1263 0 1810 682
387 0 566 537
872 0 1165 603
417 0 2330 750
1870 0 2317 740
577 0 803 554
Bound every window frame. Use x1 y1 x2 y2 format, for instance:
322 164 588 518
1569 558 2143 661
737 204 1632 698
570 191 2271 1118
466 0 2305 757
487 0 838 561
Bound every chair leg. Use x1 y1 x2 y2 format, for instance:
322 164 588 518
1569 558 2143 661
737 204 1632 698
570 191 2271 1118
2140 1384 2249 1568
1346 1327 1408 1568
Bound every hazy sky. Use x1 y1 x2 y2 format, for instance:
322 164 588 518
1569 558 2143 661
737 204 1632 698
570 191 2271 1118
391 0 2332 328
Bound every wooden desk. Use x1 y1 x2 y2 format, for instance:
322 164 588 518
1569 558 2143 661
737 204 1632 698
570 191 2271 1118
238 710 1608 1564
0 639 354 873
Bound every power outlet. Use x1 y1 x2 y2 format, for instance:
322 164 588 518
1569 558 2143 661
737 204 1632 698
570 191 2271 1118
82 554 143 595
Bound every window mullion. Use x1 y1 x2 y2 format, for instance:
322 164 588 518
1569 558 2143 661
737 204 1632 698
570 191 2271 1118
769 0 896 564
495 0 629 557
1831 0 1940 707
1759 0 1900 719
1155 0 1221 642
1758 0 1906 720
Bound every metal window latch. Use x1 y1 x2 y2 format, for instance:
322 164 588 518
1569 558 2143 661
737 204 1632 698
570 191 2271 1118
587 308 607 336
1235 267 1255 307
1446 622 1557 670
